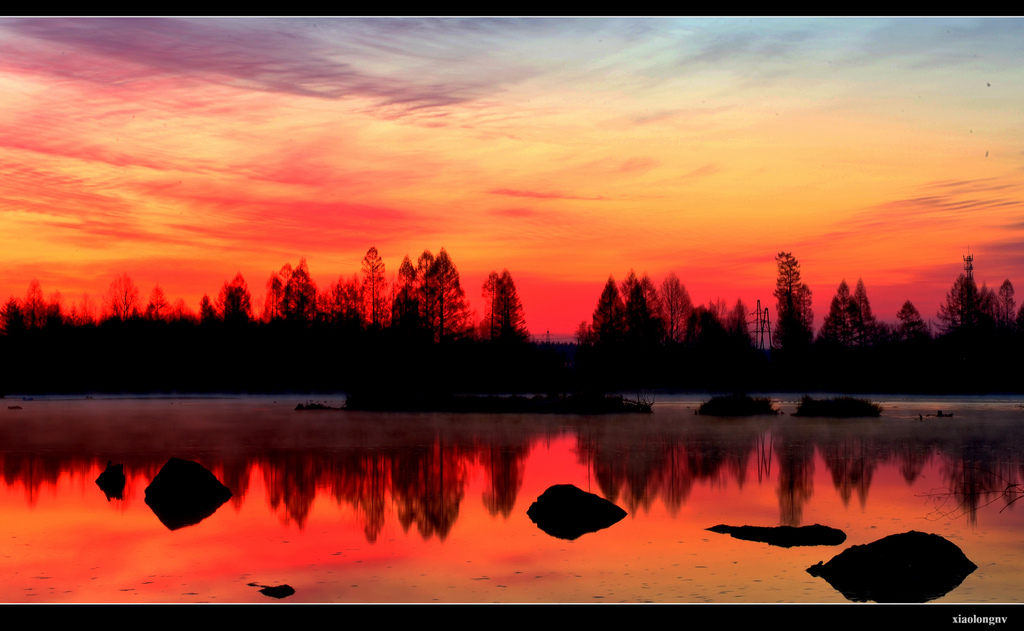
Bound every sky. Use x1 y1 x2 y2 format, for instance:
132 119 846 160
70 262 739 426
1 17 1022 338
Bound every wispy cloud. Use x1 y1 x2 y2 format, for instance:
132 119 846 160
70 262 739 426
0 18 530 118
488 188 606 201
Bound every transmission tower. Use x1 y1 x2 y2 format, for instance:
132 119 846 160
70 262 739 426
749 300 772 352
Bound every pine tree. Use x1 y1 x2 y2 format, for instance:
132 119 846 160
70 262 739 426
424 248 469 343
851 279 877 348
773 252 813 351
895 300 929 343
482 269 528 343
592 276 625 345
145 285 171 322
937 273 979 334
361 247 389 329
818 280 856 347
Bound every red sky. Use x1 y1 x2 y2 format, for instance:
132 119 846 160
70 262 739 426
2 18 1023 338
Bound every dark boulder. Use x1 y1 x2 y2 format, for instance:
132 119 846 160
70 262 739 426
707 524 846 548
526 484 627 540
806 531 977 602
95 460 126 501
259 584 295 599
144 457 233 531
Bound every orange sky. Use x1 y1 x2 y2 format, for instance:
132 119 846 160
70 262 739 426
1 17 1022 337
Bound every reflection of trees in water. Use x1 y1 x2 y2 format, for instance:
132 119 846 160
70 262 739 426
929 437 1024 525
574 425 760 517
821 438 874 508
6 409 1024 537
1 454 73 506
775 436 815 527
344 453 390 543
261 453 321 528
479 442 528 519
895 442 931 484
391 437 467 541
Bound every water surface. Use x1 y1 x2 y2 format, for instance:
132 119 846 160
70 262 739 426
2 394 1022 603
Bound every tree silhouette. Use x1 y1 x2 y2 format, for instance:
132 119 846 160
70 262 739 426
71 292 97 326
264 271 285 322
105 273 141 322
622 270 664 347
661 272 692 344
414 250 438 339
391 255 421 337
686 303 729 348
44 291 64 328
145 285 170 322
282 259 318 325
324 274 363 330
977 282 998 331
773 252 813 352
361 247 389 329
727 298 752 345
482 269 528 343
851 279 878 348
997 280 1015 331
592 276 625 345
938 273 980 335
169 298 194 324
217 273 253 326
895 300 929 343
199 294 218 325
1 298 25 336
23 280 45 329
818 280 856 348
424 248 469 343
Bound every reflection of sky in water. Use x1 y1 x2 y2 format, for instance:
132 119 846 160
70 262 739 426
1 395 1022 603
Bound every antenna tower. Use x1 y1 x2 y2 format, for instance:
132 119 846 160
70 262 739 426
963 247 974 281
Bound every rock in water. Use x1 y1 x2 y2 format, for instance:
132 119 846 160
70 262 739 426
144 457 233 531
526 484 627 540
707 524 846 548
95 460 126 501
806 531 977 602
259 584 295 599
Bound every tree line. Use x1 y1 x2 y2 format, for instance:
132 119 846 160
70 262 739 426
0 247 543 395
2 248 1022 394
0 246 527 345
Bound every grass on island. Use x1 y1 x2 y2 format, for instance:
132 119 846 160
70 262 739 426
794 395 883 417
697 394 780 416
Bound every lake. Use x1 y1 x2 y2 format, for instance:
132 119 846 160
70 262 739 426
2 393 1022 603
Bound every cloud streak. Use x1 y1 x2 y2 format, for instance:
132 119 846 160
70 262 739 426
488 188 606 201
0 18 537 119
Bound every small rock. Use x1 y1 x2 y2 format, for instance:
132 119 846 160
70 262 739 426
259 584 295 599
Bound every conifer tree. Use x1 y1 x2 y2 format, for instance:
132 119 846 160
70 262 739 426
773 252 813 351
592 276 625 345
361 247 389 329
